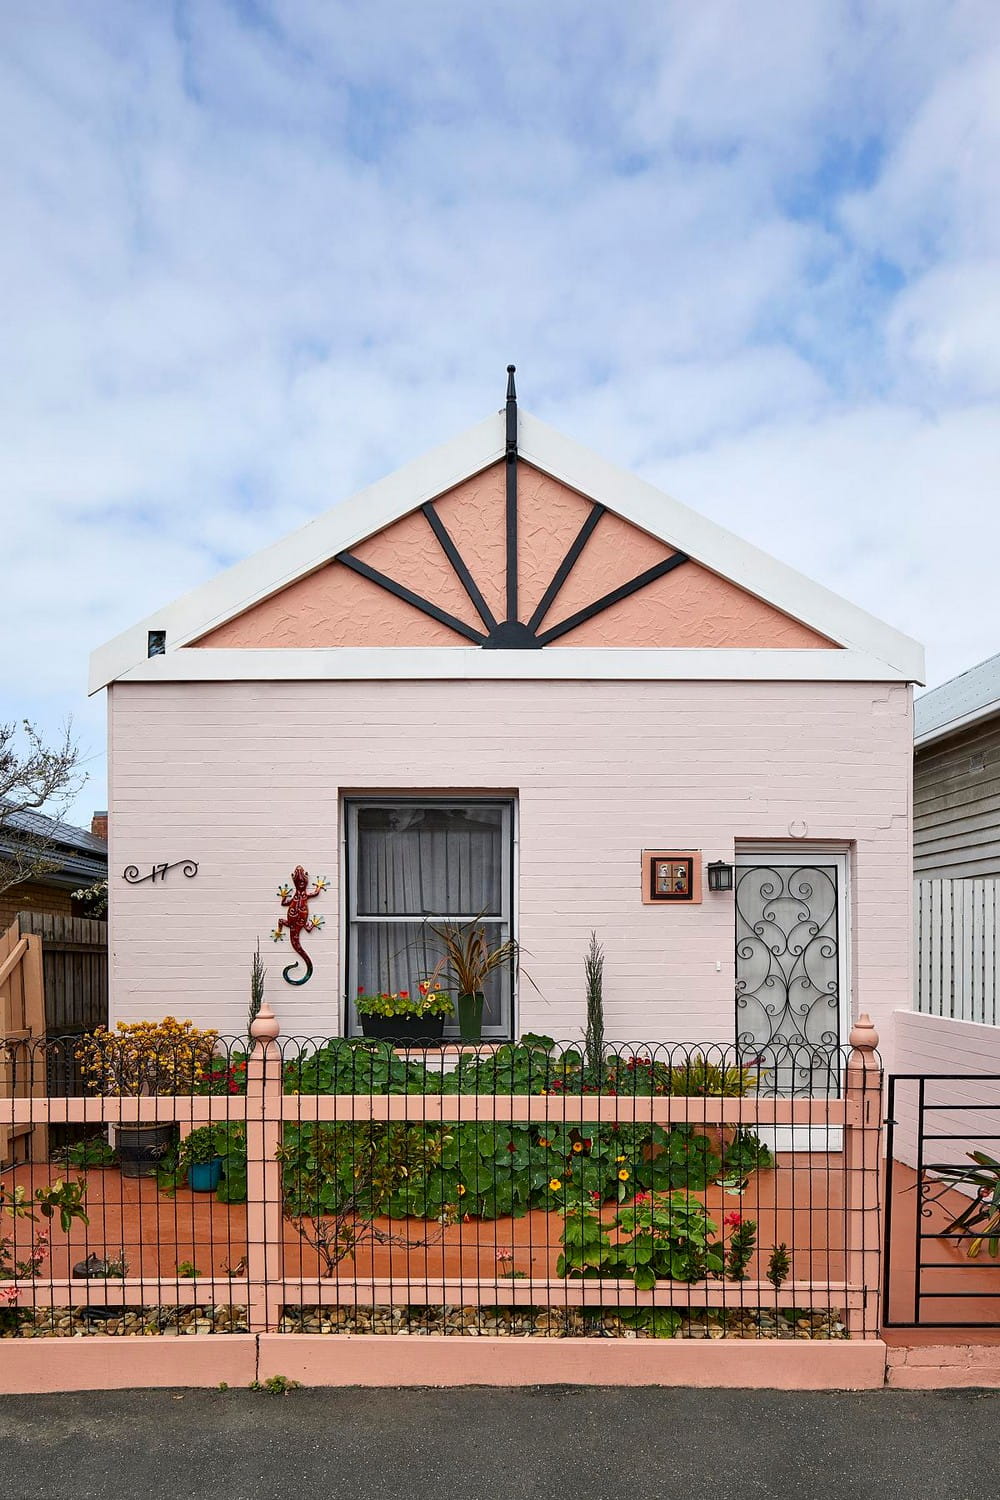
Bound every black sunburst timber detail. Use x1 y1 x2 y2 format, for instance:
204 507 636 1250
332 365 692 648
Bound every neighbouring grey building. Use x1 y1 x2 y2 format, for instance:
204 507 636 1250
914 651 1000 880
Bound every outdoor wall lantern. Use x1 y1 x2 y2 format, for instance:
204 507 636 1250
706 860 734 893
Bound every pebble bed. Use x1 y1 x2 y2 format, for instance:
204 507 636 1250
4 1304 846 1339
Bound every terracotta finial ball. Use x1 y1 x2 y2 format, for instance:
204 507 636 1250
250 1002 280 1044
849 1012 878 1051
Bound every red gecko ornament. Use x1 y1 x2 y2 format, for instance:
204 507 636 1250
272 866 328 986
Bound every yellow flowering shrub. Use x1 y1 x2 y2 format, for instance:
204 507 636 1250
76 1018 219 1096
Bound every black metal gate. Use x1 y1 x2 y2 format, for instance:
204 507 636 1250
884 1073 1000 1327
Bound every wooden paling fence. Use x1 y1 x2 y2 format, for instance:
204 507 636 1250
0 916 46 1165
16 910 107 1038
915 878 1000 1026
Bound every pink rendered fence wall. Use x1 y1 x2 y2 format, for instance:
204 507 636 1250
2 1005 884 1338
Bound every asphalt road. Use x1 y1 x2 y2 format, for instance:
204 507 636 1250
0 1386 996 1500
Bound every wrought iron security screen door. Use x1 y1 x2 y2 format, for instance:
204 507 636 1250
735 852 849 1118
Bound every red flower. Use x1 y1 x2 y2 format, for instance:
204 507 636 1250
589 1190 602 1204
400 991 409 999
633 1192 650 1206
357 985 365 994
724 1211 743 1228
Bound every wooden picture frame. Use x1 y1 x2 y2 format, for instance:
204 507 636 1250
641 850 702 905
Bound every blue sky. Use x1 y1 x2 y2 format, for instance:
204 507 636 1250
2 1 999 824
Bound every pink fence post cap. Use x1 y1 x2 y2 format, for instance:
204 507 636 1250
249 1003 280 1044
848 1013 878 1051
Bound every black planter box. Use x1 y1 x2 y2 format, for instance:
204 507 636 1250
359 1013 446 1045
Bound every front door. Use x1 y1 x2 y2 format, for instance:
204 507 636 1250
735 851 849 1105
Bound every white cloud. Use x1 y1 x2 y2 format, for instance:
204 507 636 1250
1 0 1000 822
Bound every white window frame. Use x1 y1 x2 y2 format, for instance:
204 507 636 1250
342 797 516 1040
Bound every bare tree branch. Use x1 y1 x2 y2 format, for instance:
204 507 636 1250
0 719 87 897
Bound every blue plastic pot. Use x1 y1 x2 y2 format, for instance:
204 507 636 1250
188 1157 223 1192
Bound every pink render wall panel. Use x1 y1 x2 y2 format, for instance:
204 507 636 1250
551 561 835 648
516 465 594 620
540 509 672 627
351 509 481 631
432 463 507 622
196 561 467 648
108 678 912 1062
194 459 834 650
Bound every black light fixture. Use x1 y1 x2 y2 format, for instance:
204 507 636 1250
707 860 734 893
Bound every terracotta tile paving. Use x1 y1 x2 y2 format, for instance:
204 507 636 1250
6 1153 851 1297
5 1154 996 1341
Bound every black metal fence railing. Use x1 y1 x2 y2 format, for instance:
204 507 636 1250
884 1073 1000 1328
1 1030 882 1341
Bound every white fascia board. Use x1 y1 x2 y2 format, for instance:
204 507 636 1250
113 646 913 685
518 414 925 683
89 406 925 694
88 414 505 694
914 698 1000 748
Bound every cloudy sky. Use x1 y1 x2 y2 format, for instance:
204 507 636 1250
2 1 998 825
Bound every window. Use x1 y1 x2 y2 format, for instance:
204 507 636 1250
345 799 514 1039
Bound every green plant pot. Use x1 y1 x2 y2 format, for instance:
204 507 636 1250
457 992 485 1042
188 1157 224 1192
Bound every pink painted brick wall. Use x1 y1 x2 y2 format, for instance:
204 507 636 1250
107 678 913 1054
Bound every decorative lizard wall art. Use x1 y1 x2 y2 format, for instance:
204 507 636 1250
271 866 328 986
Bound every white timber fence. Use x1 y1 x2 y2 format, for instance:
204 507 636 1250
915 878 1000 1026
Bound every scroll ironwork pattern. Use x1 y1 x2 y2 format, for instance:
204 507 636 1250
735 864 841 1098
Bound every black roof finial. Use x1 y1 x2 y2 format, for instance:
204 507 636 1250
505 364 517 457
504 365 519 624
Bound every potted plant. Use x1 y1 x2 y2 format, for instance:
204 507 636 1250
356 984 453 1044
177 1124 225 1192
75 1018 219 1178
426 922 523 1042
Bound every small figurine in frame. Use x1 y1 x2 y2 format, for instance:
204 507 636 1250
642 851 701 904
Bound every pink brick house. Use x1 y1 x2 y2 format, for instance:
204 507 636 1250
90 373 923 1066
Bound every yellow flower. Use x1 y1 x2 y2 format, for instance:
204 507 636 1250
572 1142 583 1153
538 1138 550 1148
616 1155 626 1163
618 1169 629 1182
456 1184 466 1197
549 1178 562 1192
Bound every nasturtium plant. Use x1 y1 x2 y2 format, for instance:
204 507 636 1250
155 1036 773 1256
